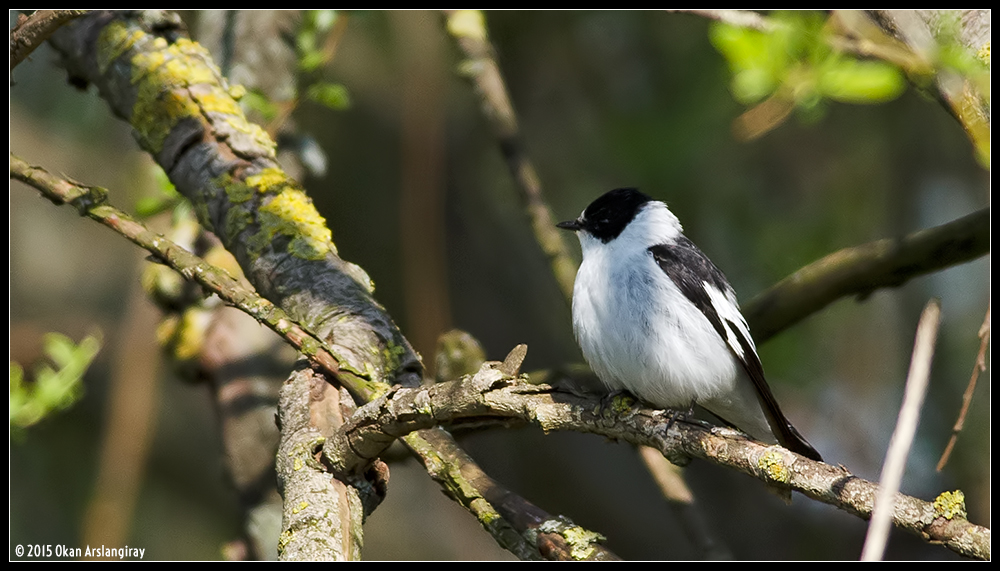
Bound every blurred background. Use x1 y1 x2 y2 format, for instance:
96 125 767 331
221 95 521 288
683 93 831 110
9 10 989 560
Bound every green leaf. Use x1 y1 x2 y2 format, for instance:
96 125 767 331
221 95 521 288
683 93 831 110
10 332 102 433
137 166 181 218
732 68 778 104
819 60 906 103
712 10 909 127
242 89 281 121
306 82 351 110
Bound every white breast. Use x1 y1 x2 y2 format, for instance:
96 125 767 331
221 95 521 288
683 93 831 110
571 232 739 409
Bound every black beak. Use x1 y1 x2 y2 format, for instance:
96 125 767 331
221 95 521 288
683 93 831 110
556 219 582 231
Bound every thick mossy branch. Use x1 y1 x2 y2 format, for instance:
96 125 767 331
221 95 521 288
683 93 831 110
48 11 420 388
276 367 364 561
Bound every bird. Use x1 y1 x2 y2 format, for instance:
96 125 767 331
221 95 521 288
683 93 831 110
557 188 822 461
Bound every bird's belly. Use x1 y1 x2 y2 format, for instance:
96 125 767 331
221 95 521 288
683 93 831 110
573 264 738 409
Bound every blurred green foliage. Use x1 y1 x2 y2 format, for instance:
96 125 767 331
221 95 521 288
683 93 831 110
10 332 102 437
710 12 906 112
134 165 183 218
297 10 341 72
305 81 351 111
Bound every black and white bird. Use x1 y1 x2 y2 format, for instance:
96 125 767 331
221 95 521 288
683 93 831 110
558 188 822 461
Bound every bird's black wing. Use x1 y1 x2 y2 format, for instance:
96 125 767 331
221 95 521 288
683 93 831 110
649 239 822 461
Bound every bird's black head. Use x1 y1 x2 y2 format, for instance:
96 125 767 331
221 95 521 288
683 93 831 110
557 188 653 243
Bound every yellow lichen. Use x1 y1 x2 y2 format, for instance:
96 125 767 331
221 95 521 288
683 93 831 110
126 34 221 152
478 510 500 525
255 187 333 260
228 84 247 100
757 450 790 484
246 168 289 193
562 525 604 560
277 530 292 553
977 41 990 67
131 88 200 153
192 85 243 116
536 517 605 560
97 21 144 74
933 490 966 520
218 169 334 260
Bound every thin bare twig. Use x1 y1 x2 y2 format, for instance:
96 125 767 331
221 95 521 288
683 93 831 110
937 302 990 471
668 9 776 32
444 10 579 302
9 154 384 402
862 300 941 561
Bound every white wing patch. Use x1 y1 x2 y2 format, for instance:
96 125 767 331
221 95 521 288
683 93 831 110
704 282 757 361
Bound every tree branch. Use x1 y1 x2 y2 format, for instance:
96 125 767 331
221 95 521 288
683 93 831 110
9 9 88 71
275 366 366 560
47 11 422 391
444 10 579 302
745 208 989 342
326 363 991 560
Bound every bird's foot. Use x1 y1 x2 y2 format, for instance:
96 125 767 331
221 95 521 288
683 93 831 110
664 401 696 432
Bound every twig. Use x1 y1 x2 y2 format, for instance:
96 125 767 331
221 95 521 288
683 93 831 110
937 302 990 470
9 10 88 71
444 10 579 301
669 9 776 32
9 154 385 403
861 300 941 561
745 208 989 343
